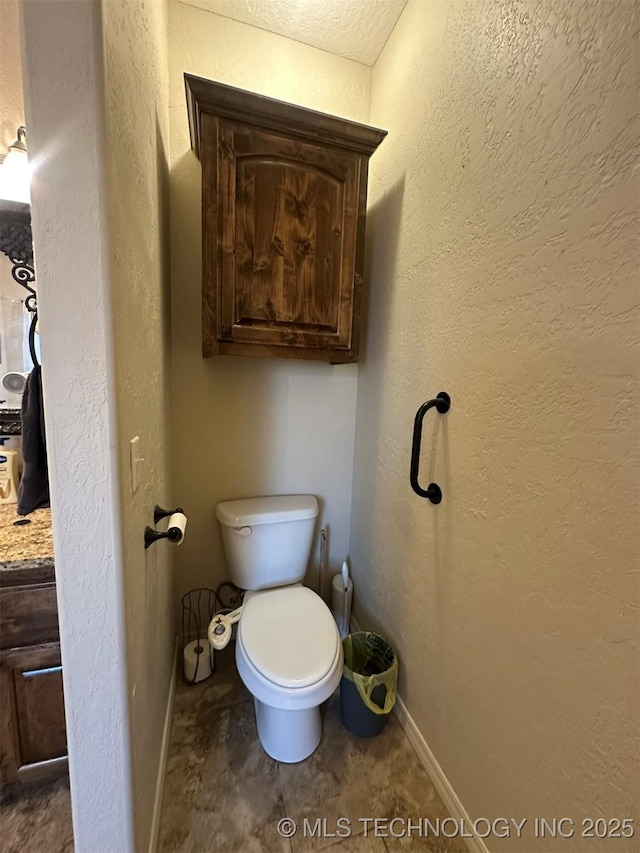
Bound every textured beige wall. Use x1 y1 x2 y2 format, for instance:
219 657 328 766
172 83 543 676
0 0 24 153
22 0 173 849
351 1 639 849
21 1 135 849
101 0 174 849
168 0 371 601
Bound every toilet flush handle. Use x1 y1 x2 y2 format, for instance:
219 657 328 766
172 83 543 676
234 526 252 537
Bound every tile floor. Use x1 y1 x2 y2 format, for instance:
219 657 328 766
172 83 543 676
158 645 467 853
0 774 73 853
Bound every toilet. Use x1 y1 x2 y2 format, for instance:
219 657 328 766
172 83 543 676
214 494 342 763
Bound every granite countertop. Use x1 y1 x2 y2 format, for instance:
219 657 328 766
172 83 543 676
0 504 54 569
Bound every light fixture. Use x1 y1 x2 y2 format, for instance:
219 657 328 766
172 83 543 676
0 126 31 205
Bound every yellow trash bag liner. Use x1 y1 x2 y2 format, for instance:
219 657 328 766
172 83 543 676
342 631 398 715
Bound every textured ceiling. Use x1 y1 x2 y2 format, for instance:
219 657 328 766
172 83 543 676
176 0 407 66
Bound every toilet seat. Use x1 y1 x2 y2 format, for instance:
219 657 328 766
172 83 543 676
239 586 340 689
236 625 342 713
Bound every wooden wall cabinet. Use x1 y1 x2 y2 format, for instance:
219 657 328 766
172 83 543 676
0 566 67 787
185 75 386 363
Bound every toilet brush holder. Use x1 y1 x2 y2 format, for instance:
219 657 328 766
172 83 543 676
331 571 353 639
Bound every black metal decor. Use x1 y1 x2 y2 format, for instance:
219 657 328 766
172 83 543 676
410 391 451 503
0 199 39 368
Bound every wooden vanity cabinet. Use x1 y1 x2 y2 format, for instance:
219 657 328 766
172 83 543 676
185 75 387 363
0 566 67 787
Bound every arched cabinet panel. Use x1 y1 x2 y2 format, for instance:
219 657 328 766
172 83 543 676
186 75 386 363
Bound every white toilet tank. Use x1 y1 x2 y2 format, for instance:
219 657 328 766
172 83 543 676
216 495 319 590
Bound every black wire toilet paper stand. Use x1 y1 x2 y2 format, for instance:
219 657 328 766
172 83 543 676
181 583 244 684
181 588 217 684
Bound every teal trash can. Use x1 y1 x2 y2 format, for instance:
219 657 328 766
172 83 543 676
340 632 398 737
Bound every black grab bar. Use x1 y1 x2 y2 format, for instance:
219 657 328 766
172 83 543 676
410 391 451 503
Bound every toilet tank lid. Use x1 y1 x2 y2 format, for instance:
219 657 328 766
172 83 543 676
216 495 318 527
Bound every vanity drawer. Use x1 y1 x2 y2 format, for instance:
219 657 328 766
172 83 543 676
0 583 60 650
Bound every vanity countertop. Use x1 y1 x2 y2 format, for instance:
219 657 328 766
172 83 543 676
0 505 54 576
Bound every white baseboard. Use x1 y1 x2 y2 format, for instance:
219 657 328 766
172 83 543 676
393 696 490 853
148 640 178 853
349 617 489 853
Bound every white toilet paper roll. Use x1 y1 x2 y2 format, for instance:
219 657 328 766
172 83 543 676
331 573 353 639
183 639 213 683
168 512 187 546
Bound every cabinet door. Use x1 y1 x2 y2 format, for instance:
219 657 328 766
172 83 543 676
203 116 362 358
0 643 67 786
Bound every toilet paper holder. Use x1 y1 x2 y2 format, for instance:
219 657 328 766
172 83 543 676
144 505 187 549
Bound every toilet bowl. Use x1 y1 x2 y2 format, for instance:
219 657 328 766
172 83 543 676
214 495 341 762
236 587 342 762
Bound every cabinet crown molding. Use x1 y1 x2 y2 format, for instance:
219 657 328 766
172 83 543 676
185 74 387 158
